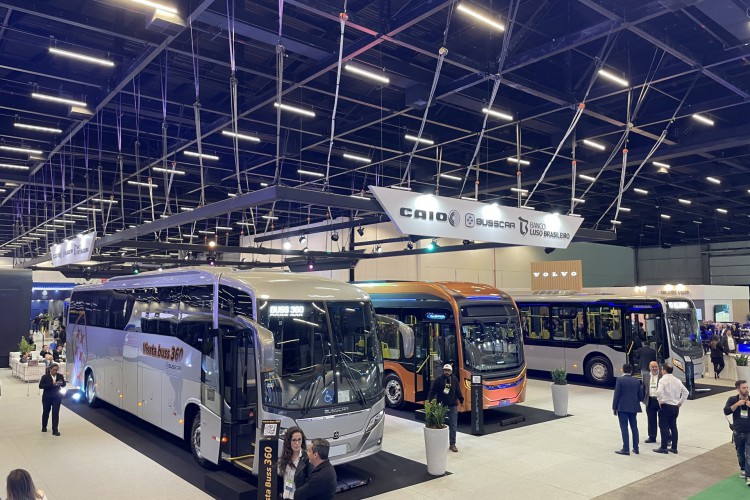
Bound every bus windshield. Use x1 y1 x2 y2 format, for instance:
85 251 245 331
666 307 701 352
259 300 382 412
460 315 523 372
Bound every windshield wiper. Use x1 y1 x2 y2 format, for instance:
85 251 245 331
339 355 366 406
301 373 322 416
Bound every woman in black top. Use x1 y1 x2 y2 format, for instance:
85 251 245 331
38 362 66 435
709 335 726 379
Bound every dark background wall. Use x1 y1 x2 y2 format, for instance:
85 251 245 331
0 269 32 368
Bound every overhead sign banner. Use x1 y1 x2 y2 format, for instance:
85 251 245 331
50 232 96 267
531 260 583 291
369 186 584 249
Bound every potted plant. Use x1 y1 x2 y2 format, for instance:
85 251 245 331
423 399 449 476
736 354 750 381
18 336 33 356
551 367 569 417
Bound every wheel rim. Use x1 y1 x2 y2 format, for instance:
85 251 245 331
192 421 203 460
86 375 95 403
591 362 608 381
385 379 402 405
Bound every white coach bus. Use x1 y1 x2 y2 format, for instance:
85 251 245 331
65 268 385 474
512 293 704 385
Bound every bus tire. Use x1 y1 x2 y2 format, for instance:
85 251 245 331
84 371 101 408
190 412 214 469
585 356 613 385
384 372 404 409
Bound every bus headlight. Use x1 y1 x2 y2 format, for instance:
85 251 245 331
365 409 384 433
672 358 684 371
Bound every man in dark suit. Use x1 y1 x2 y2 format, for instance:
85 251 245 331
295 438 337 500
642 361 662 444
613 363 645 455
636 341 657 374
39 362 66 436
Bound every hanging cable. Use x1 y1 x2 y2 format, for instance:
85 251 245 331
323 7 348 191
273 44 285 186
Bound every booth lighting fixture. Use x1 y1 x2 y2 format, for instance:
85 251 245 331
506 157 530 165
597 69 629 87
578 174 596 182
331 232 339 242
678 198 692 205
49 47 114 67
131 0 178 14
31 92 86 107
221 130 260 142
183 151 219 160
77 207 102 212
510 187 528 193
404 134 434 145
610 220 622 225
0 145 43 155
215 226 233 231
344 64 390 84
207 255 216 266
299 234 308 243
297 169 325 178
374 244 382 254
236 221 254 226
390 185 412 191
634 188 649 195
582 139 606 151
342 153 371 163
13 123 62 134
426 239 439 251
302 246 309 253
439 173 462 181
482 108 513 121
457 3 505 31
660 214 671 220
262 215 279 220
356 227 365 237
307 260 314 271
132 264 140 275
153 166 186 175
462 239 474 246
706 176 721 184
653 161 670 169
692 113 714 126
0 163 29 170
716 208 728 214
127 180 158 188
572 197 585 203
92 198 118 204
273 102 316 117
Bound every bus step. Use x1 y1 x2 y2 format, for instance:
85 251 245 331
231 456 255 473
205 470 253 500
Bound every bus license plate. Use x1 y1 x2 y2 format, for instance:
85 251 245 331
329 444 347 457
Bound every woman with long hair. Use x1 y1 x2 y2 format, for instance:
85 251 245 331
6 469 47 500
277 426 309 499
709 335 725 379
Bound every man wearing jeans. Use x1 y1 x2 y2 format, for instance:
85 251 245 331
723 379 750 486
653 363 688 454
427 364 464 452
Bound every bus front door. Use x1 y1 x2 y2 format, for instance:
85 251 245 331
414 322 433 402
222 326 258 464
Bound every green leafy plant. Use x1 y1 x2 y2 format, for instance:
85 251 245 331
424 399 448 429
18 336 33 355
736 354 749 367
552 367 568 385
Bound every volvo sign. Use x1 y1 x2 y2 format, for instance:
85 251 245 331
370 186 584 249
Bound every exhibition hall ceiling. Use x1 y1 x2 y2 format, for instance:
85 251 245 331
0 0 749 265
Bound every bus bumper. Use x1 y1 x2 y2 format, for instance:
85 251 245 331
481 370 527 409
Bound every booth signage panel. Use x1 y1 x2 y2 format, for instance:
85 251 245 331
531 260 583 291
258 420 281 500
369 186 583 249
50 232 96 267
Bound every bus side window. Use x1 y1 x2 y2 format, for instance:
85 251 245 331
154 287 181 337
178 285 214 351
128 289 151 333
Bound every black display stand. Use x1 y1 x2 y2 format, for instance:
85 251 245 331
258 420 281 500
685 355 696 400
470 374 484 435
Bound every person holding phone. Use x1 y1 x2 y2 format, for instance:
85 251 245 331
724 379 750 486
39 362 66 436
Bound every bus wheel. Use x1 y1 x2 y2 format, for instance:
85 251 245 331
85 372 100 408
384 373 404 409
190 413 213 468
585 357 613 385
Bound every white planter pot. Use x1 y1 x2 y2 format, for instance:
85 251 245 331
736 364 750 382
423 425 449 476
551 383 569 417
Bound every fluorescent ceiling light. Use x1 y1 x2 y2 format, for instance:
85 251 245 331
506 157 530 165
215 226 233 231
260 182 269 187
127 180 158 188
76 207 101 212
0 189 5 193
460 196 477 201
262 215 279 220
619 207 631 212
404 134 434 145
482 108 513 121
273 102 316 118
578 174 596 182
227 193 237 197
692 113 714 126
660 214 671 219
183 151 219 160
344 64 390 84
510 187 528 193
693 220 702 224
153 166 186 175
676 230 685 234
0 145 43 155
222 130 260 143
390 185 412 191
653 161 670 169
31 92 87 107
706 176 720 184
13 123 62 134
92 198 118 204
297 169 324 178
342 153 371 163
54 219 75 225
439 173 462 181
49 47 114 67
572 197 585 203
633 188 648 195
610 220 622 225
645 224 655 229
723 226 731 230
0 163 29 170
236 222 254 226
64 214 88 219
678 198 691 205
197 230 215 235
597 69 629 87
180 207 194 211
582 139 606 151
131 0 178 14
457 3 505 31
716 208 728 214
521 205 536 210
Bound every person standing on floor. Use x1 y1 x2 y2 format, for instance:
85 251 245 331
653 363 688 455
613 363 645 455
294 438 337 500
709 335 726 379
427 363 464 453
39 362 66 436
724 379 750 486
642 361 662 444
636 340 658 376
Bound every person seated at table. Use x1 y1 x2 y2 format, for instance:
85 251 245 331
39 345 51 359
52 345 65 363
20 352 29 364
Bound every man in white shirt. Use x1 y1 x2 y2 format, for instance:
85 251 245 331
653 363 689 454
